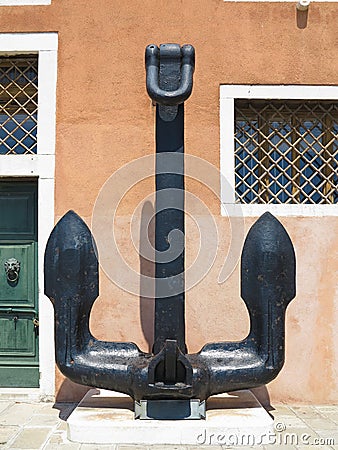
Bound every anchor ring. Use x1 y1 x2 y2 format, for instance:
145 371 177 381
7 270 19 282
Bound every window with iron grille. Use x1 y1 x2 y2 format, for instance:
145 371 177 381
0 56 38 155
235 99 337 204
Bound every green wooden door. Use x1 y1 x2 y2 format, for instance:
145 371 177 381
0 180 39 387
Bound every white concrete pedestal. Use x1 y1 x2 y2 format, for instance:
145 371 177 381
67 389 274 446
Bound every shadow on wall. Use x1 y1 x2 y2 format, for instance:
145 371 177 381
56 377 91 403
139 200 155 353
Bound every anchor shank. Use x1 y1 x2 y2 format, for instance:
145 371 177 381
154 105 186 354
153 44 186 354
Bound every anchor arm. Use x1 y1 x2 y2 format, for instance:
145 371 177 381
195 212 296 397
240 212 296 375
44 210 144 397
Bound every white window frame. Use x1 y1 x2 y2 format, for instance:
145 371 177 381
0 33 57 400
220 85 338 217
0 0 51 5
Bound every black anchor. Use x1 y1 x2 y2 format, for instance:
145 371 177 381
44 44 296 419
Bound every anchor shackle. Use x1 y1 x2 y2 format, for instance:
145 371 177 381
145 43 195 105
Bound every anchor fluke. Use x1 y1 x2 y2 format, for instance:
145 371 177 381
44 210 98 305
241 211 296 372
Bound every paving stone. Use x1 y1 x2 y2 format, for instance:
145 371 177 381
0 403 43 426
148 447 187 450
116 444 150 450
278 428 319 446
117 446 149 450
264 446 298 450
44 440 81 450
304 418 338 431
57 419 67 431
274 416 309 429
46 431 66 444
38 403 63 415
0 402 14 416
314 408 338 420
313 430 338 445
0 402 336 450
44 442 81 450
297 446 334 449
214 447 238 450
266 447 298 449
26 413 61 427
317 412 338 424
0 425 20 445
272 427 319 447
315 406 338 412
224 447 256 450
45 431 85 449
270 405 297 417
148 446 187 449
10 426 52 448
186 447 226 450
81 444 116 449
290 405 324 418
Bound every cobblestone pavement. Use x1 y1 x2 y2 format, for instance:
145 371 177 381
0 400 337 449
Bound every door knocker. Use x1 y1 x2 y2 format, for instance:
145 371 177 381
5 258 21 283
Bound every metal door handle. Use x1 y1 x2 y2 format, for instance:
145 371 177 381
4 258 20 283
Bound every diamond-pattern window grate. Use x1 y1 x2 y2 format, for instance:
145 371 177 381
0 56 38 155
235 100 337 204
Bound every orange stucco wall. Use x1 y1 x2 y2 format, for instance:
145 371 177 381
1 0 337 403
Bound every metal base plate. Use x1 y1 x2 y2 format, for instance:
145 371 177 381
134 399 206 420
